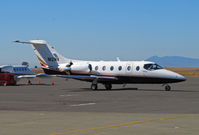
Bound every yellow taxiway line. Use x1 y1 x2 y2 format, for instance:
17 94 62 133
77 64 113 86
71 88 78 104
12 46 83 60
50 114 197 135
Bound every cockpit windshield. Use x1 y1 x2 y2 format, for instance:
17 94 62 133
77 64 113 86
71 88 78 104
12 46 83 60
144 63 163 70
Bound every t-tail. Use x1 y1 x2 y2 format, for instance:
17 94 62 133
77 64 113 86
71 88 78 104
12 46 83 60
14 40 71 74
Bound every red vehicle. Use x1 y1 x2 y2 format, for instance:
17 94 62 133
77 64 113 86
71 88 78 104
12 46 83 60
0 73 16 86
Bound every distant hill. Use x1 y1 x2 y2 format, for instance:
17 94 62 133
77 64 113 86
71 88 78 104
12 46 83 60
145 56 199 67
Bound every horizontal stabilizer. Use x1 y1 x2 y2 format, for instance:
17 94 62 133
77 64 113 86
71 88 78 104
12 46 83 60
14 40 47 45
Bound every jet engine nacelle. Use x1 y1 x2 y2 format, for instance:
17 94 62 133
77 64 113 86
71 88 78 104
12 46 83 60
70 63 92 73
58 64 71 72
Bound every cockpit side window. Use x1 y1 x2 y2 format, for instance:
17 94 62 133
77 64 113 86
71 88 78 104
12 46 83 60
144 64 163 70
144 64 152 70
155 64 163 69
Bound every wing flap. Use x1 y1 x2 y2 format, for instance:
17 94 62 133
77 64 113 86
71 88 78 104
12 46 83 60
36 73 55 78
16 75 36 79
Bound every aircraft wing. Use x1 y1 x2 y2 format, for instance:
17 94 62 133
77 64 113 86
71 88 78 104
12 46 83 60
56 75 118 81
16 74 56 79
16 75 36 79
16 74 117 81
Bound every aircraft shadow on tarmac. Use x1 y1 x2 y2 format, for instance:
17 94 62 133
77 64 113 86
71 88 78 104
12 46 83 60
68 88 138 92
16 83 52 86
133 89 199 93
15 84 199 93
69 88 199 93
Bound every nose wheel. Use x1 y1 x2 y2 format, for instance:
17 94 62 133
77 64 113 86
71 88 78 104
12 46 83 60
165 85 171 91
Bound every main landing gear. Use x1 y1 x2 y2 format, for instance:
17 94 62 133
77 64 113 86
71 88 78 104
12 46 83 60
91 84 98 90
164 84 171 91
90 82 112 90
91 79 98 90
104 83 112 90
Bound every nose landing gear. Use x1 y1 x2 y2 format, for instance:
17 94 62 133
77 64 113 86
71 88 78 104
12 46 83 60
163 84 171 91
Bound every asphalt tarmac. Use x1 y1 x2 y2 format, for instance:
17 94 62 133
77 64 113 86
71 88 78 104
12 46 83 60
0 77 199 135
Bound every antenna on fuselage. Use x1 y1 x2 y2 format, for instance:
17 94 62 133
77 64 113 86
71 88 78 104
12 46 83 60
116 57 120 62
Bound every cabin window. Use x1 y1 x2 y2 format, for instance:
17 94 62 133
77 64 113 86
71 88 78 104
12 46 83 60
118 66 122 71
110 66 114 71
53 53 58 58
144 64 162 70
102 66 106 71
95 66 98 71
127 66 131 71
136 66 140 71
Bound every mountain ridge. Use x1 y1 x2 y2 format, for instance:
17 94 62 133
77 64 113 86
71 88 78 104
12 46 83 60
145 56 199 67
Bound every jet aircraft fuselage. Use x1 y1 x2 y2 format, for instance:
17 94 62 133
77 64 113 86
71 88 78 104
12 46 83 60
15 40 186 91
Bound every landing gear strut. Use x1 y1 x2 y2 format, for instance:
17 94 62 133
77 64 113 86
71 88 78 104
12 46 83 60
164 84 171 91
91 79 98 90
104 83 112 90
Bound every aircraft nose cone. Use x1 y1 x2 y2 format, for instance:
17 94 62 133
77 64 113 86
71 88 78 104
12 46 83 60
176 74 186 82
164 69 187 83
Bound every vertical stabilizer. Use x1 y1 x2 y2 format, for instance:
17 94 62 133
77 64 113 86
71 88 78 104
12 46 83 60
15 40 70 69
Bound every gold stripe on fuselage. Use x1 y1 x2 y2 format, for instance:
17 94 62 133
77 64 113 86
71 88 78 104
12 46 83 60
37 56 48 67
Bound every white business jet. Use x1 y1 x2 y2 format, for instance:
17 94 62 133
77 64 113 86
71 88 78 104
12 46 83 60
0 65 36 83
14 40 186 91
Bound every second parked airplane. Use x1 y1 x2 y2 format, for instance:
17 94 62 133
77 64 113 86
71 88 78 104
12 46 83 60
0 65 36 83
15 40 186 91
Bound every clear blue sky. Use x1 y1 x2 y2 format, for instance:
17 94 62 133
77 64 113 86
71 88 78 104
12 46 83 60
0 0 199 66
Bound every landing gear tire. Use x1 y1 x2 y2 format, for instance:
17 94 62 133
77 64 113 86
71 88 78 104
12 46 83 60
165 85 171 91
104 83 112 90
91 84 98 90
